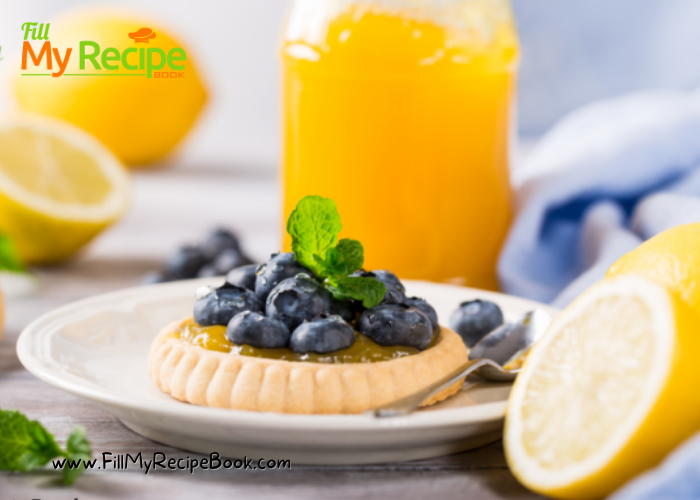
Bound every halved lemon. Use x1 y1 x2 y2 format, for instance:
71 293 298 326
606 222 700 317
0 114 129 263
505 275 700 500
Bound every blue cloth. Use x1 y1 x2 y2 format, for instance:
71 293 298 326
610 430 700 500
498 87 700 308
497 87 700 499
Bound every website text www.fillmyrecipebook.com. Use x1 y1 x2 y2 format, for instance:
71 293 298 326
52 452 291 475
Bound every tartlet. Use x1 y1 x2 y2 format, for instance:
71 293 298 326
149 195 471 414
149 316 468 414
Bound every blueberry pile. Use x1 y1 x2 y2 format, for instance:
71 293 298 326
143 228 254 284
193 253 440 354
449 299 504 347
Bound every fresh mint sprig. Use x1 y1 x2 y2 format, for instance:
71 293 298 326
318 238 364 277
0 409 91 485
287 196 385 308
0 234 25 273
324 275 385 307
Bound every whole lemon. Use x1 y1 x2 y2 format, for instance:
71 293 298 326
606 222 700 316
14 10 207 166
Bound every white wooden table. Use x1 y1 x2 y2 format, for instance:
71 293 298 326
0 168 545 500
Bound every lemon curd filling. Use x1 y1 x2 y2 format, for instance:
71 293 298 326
170 320 438 363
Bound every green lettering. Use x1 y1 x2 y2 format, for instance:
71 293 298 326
167 48 186 70
21 22 38 41
36 23 50 40
80 41 101 70
122 47 137 70
101 47 120 70
20 22 49 41
139 48 144 69
146 48 165 78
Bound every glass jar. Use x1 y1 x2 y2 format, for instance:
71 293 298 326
280 0 519 290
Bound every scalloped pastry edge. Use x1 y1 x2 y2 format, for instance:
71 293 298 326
149 316 469 414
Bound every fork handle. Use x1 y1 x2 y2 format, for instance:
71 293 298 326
370 358 502 417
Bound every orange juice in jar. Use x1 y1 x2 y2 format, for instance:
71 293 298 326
281 0 519 290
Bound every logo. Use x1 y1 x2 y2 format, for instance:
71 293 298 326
20 22 186 79
128 28 156 43
21 22 50 41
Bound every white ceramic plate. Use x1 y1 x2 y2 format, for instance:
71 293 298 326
17 278 557 465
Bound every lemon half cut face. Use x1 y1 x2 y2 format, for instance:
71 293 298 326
505 275 700 500
0 114 129 263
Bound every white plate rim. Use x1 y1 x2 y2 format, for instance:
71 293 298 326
16 278 558 432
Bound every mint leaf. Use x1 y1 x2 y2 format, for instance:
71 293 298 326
0 410 62 472
0 410 61 472
325 276 386 308
63 426 91 485
324 239 364 276
0 234 25 273
287 196 342 275
0 409 91 485
287 196 385 308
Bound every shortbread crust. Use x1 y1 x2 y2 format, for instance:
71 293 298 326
149 316 469 414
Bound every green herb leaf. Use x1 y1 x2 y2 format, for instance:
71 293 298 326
323 239 364 277
287 196 342 275
287 196 386 308
325 276 386 309
0 234 25 273
63 426 91 485
0 409 91 485
0 410 63 472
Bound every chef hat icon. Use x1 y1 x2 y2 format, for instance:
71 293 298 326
128 28 156 43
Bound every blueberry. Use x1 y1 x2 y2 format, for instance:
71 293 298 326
226 311 290 348
290 315 355 354
198 248 250 278
165 245 207 279
226 264 258 291
449 299 504 347
200 228 242 261
255 252 314 299
195 285 216 300
358 303 433 350
350 299 368 315
330 299 356 324
352 269 405 304
266 274 332 331
216 248 248 271
403 296 439 332
194 283 264 326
